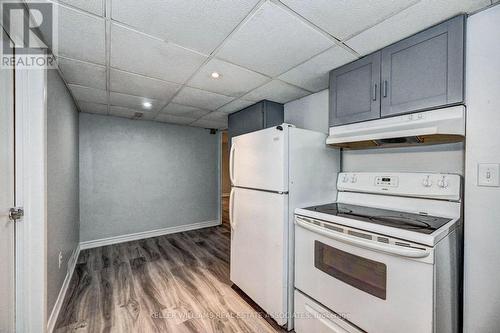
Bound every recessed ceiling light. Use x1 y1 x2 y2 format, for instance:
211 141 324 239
142 102 152 109
211 72 221 79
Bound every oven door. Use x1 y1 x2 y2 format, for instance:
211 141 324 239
294 216 435 333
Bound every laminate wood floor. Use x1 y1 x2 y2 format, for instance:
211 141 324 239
221 196 230 228
55 226 284 333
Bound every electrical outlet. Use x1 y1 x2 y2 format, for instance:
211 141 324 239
58 251 63 269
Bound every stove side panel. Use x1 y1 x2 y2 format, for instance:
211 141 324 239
434 226 462 333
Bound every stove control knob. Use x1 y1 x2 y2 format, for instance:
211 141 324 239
342 174 349 183
422 176 433 187
437 176 448 189
350 174 357 183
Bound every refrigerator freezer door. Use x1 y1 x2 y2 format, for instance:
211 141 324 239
230 187 288 325
230 126 288 192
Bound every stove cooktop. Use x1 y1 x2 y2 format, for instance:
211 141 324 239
303 203 452 235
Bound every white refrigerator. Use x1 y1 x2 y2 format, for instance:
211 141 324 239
229 124 340 330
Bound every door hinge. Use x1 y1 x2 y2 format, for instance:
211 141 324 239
9 207 24 221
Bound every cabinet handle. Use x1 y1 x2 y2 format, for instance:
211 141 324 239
372 83 377 101
383 80 388 98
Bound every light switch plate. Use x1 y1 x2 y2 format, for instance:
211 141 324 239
478 163 500 187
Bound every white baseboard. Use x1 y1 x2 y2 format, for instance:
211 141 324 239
47 244 81 333
79 220 221 250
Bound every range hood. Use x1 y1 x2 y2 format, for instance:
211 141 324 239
326 106 465 149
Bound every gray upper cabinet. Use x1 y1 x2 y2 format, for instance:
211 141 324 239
329 15 465 127
228 103 263 139
380 15 465 117
329 52 381 126
228 100 284 142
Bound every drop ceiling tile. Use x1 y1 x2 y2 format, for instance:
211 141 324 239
279 45 357 92
216 1 334 76
56 5 106 64
217 99 255 114
345 0 491 56
242 80 310 104
172 86 234 110
110 92 165 112
202 111 229 123
110 24 207 83
57 57 106 90
57 0 104 16
68 84 108 104
78 101 108 115
110 69 181 101
188 58 269 97
190 118 228 129
161 103 210 118
280 0 418 41
109 106 155 120
155 113 196 125
111 0 261 54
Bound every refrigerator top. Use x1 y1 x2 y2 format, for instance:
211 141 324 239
231 125 290 192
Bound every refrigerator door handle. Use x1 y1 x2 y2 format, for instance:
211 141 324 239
229 188 236 230
229 144 236 185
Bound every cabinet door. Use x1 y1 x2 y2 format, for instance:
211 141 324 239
329 52 381 126
380 15 464 117
228 103 263 140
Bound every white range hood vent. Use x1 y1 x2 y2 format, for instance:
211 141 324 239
326 106 465 149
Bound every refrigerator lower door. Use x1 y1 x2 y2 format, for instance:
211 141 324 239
230 187 288 325
230 125 288 192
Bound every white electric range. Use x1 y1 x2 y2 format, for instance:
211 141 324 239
293 172 462 333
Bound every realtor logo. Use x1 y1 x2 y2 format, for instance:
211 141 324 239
1 1 57 68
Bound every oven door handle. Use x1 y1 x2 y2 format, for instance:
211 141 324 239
296 217 430 259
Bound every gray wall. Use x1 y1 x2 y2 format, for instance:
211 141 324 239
285 89 465 175
47 69 80 313
464 6 500 332
79 113 219 242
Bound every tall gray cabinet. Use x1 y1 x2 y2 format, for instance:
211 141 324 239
228 100 284 142
330 15 465 127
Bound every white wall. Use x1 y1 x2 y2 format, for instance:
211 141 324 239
46 69 80 314
285 90 330 134
342 143 464 174
79 113 220 242
284 90 465 175
464 5 500 332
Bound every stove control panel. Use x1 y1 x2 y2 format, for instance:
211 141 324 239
337 172 461 201
375 175 398 187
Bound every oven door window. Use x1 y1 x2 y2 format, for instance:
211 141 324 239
314 241 387 300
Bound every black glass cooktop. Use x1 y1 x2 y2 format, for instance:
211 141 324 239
303 203 452 235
